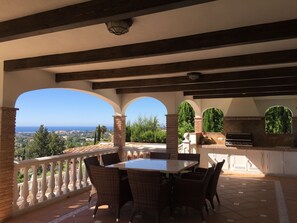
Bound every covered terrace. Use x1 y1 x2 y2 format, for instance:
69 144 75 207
0 0 297 222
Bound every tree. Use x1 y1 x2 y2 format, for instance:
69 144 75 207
24 125 65 159
178 101 195 143
97 125 101 142
265 106 292 134
48 132 65 155
100 125 107 140
178 101 195 127
126 115 166 143
202 108 223 132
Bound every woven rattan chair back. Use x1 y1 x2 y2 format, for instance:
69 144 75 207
150 152 171 160
83 156 100 203
177 153 200 173
101 152 121 166
127 169 172 223
174 166 214 222
84 156 100 182
89 165 132 221
177 153 200 163
207 159 225 209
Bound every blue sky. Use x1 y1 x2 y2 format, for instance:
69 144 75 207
15 89 167 127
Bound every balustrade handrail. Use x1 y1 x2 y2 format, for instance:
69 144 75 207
14 147 118 167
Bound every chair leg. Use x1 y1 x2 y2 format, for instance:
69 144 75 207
88 195 92 203
156 212 160 223
199 210 205 222
116 206 120 222
215 192 221 205
210 198 215 210
93 203 99 218
129 208 137 223
204 201 209 214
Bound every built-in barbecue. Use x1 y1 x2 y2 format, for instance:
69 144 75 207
225 132 253 147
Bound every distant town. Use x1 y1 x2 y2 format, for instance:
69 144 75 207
14 126 113 161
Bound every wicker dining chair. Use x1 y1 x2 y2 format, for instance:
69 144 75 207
177 153 200 172
127 169 172 223
205 160 225 210
83 156 100 203
101 152 121 166
184 160 225 210
101 152 128 178
150 152 171 160
89 165 133 222
174 166 214 222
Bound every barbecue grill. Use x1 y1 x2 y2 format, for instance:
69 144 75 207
225 132 253 147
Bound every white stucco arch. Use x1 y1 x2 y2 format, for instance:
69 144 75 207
121 92 184 115
2 69 121 114
122 96 168 116
202 107 224 117
183 99 202 117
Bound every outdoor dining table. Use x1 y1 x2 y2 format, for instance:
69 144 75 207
106 158 200 174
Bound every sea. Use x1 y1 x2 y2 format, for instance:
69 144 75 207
16 126 113 133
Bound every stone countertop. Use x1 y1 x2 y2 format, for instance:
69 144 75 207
195 144 297 152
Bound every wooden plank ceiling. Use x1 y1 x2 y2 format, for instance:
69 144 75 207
2 0 297 99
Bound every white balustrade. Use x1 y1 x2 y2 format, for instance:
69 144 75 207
13 147 118 214
123 146 166 160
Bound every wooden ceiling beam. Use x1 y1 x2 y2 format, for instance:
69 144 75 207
93 66 297 89
56 49 297 82
0 0 214 42
185 85 297 96
5 19 297 71
193 91 297 99
116 75 297 94
93 76 189 89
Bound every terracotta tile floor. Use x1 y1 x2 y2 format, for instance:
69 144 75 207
7 175 297 223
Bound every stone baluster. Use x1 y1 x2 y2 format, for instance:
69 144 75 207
139 151 144 158
31 165 38 205
133 151 138 159
57 161 63 196
22 167 29 208
71 158 77 191
48 162 55 199
13 167 20 211
127 151 132 160
19 184 23 203
40 163 47 202
83 157 88 187
77 157 83 189
64 159 70 194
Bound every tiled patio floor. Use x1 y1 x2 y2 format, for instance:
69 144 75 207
7 175 297 223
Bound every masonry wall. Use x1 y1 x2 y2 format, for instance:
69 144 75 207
0 107 17 222
223 117 297 147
